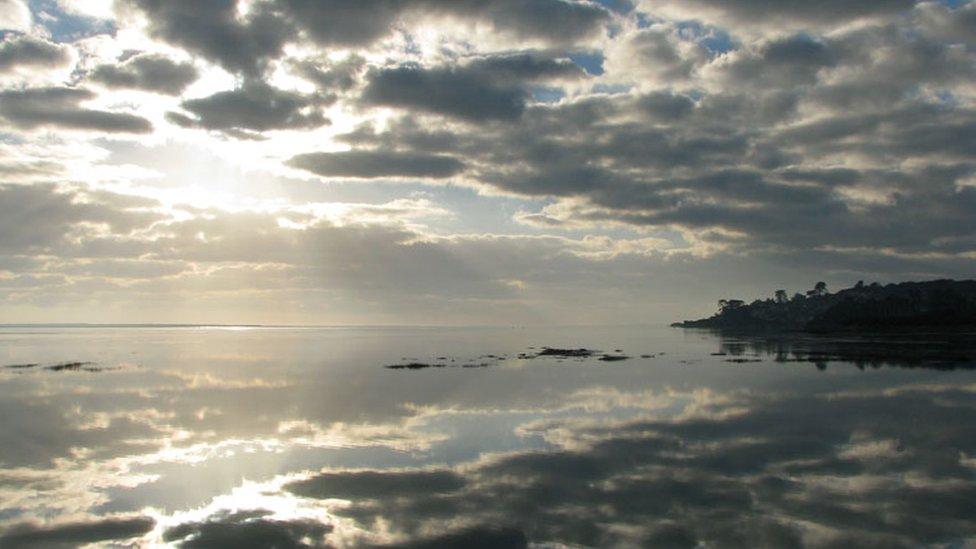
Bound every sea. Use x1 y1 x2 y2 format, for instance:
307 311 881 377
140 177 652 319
0 324 974 547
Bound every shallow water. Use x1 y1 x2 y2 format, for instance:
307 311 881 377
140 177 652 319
0 325 975 547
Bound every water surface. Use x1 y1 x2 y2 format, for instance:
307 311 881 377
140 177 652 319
1 325 974 547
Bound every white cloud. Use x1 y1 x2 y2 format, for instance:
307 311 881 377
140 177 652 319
57 0 116 20
0 0 31 32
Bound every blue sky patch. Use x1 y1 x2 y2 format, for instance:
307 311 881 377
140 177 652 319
569 52 605 76
29 0 115 42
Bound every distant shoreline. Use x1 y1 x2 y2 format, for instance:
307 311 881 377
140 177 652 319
672 279 976 333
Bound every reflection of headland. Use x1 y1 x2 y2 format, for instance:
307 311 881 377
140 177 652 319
695 329 976 370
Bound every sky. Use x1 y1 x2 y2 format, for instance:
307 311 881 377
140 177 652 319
0 0 973 325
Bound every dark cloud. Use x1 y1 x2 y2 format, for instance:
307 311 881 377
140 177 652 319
0 34 70 72
274 0 400 46
123 0 609 78
287 469 466 499
462 52 586 82
363 64 528 122
90 53 198 95
717 34 837 87
287 150 464 179
0 516 155 548
362 54 584 122
562 167 976 256
292 55 366 91
421 0 611 44
768 23 976 115
167 81 330 137
919 1 976 45
0 87 152 133
122 0 290 76
772 104 976 162
636 91 695 121
377 526 528 549
163 509 332 548
694 90 800 128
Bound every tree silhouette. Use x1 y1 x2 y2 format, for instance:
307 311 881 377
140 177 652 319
679 280 976 331
718 299 744 313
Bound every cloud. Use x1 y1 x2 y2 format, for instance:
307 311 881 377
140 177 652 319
0 87 152 133
287 150 464 179
0 184 528 316
120 0 290 76
640 0 918 31
462 52 587 82
363 65 526 122
292 55 366 92
339 1 976 267
689 0 917 22
273 0 400 47
287 469 466 499
0 516 155 548
122 0 609 79
419 0 611 45
376 526 528 549
0 0 31 32
711 34 837 88
0 159 64 180
636 91 695 121
166 81 330 137
278 0 610 47
0 184 161 255
163 509 332 548
90 53 198 95
0 180 746 324
362 53 585 122
604 25 710 84
0 35 71 73
915 1 976 46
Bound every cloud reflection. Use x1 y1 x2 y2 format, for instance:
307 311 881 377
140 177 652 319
274 382 976 547
2 327 976 547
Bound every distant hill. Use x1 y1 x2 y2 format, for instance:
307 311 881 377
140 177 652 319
672 280 976 332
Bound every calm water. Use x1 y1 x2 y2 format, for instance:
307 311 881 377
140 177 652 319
0 325 975 548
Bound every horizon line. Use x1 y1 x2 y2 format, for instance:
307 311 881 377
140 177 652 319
0 322 669 329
